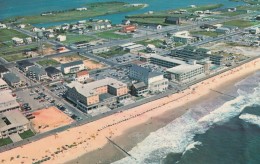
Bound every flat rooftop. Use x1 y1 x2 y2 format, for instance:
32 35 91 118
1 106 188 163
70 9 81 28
67 77 127 97
0 110 29 131
0 90 20 112
147 54 186 65
0 78 7 86
167 64 204 74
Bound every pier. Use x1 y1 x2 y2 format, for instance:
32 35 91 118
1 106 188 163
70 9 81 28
210 89 236 98
106 137 136 160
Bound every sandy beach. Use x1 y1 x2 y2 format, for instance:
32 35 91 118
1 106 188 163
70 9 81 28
0 58 259 164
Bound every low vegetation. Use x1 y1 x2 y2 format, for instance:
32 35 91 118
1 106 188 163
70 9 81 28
0 29 28 42
19 130 35 139
37 59 60 66
0 137 13 147
223 19 258 28
95 29 131 39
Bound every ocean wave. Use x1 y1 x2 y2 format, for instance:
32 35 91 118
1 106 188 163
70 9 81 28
182 141 202 155
239 113 260 127
113 73 260 164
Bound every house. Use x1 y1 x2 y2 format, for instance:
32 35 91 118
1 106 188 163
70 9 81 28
12 37 24 45
129 64 168 93
24 37 32 44
3 73 21 88
0 23 7 29
171 31 196 44
26 66 48 81
0 79 8 90
146 44 156 53
75 70 89 83
227 7 236 12
25 51 39 58
16 60 34 72
18 24 26 28
66 77 129 111
45 67 63 80
256 15 260 20
0 90 20 113
249 27 260 34
165 17 180 25
216 27 231 34
44 31 55 38
0 65 9 78
76 7 87 11
56 35 66 41
61 60 85 74
122 19 131 25
121 25 137 33
0 110 30 139
32 27 41 32
92 47 109 54
130 82 148 97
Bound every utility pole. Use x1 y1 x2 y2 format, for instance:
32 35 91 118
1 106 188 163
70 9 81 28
36 31 44 56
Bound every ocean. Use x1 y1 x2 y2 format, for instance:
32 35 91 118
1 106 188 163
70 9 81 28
0 0 243 27
113 71 260 164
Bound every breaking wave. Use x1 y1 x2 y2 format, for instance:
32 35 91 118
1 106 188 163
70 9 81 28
239 113 260 127
113 72 260 164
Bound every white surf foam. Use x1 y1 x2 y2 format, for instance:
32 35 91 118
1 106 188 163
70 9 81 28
113 73 260 164
239 113 260 127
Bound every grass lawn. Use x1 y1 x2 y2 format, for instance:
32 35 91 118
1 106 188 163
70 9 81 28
129 17 168 25
186 4 223 12
95 29 131 39
2 53 27 62
62 34 95 45
136 39 164 47
4 2 145 24
37 59 60 66
97 47 127 58
19 130 35 139
223 20 259 28
0 137 12 147
0 29 28 42
190 31 220 37
221 10 247 16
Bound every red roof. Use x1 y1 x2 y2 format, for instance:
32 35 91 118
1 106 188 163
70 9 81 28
76 70 89 77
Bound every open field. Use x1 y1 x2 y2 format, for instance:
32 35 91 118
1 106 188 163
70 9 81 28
136 39 164 47
4 2 145 24
83 60 106 70
96 47 127 58
0 29 28 42
223 19 259 28
32 107 74 133
53 53 88 63
190 31 220 37
37 59 60 67
221 10 247 16
95 29 132 40
62 34 95 45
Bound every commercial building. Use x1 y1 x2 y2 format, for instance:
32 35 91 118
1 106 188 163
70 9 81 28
171 46 226 65
0 79 8 90
164 17 180 25
75 70 89 83
45 66 63 80
3 73 21 88
120 43 145 53
66 77 129 111
171 31 196 44
56 35 66 42
0 65 9 78
16 60 35 72
27 66 48 81
92 47 110 54
12 37 24 45
121 25 137 33
166 60 205 82
129 64 168 93
91 22 112 31
0 110 30 139
130 82 148 97
0 90 20 113
61 60 85 74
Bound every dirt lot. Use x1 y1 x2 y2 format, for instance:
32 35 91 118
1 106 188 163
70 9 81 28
52 54 87 64
32 106 74 133
201 42 260 57
83 60 106 70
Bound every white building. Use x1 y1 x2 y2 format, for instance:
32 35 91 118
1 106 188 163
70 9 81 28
76 7 87 11
0 90 20 113
0 23 7 29
56 35 66 42
12 37 24 45
0 79 8 90
171 31 196 44
61 60 85 74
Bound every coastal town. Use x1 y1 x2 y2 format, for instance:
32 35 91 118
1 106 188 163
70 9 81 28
0 0 260 163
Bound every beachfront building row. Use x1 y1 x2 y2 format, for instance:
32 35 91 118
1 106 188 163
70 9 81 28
140 53 206 82
66 78 129 111
171 46 226 65
0 90 20 113
129 64 168 94
0 110 30 139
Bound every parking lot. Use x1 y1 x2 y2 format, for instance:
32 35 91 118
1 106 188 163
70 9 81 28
108 53 139 64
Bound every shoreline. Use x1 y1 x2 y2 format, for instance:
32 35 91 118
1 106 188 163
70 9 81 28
0 58 259 164
69 62 258 164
